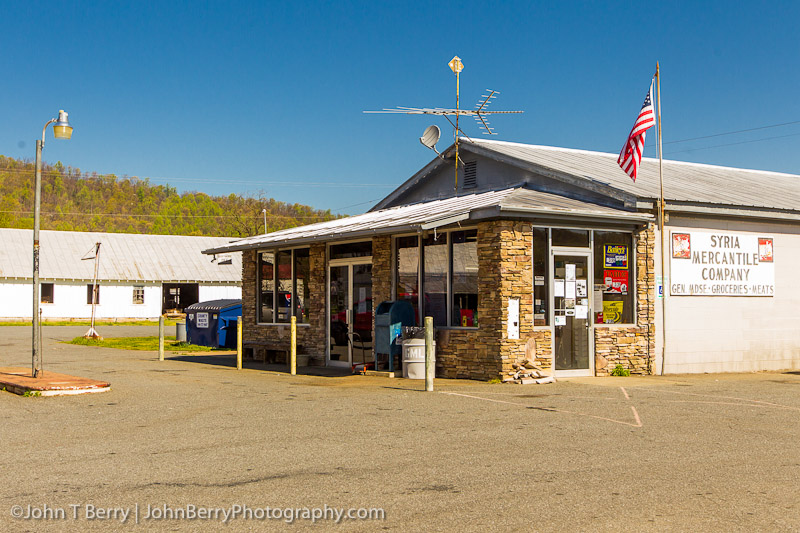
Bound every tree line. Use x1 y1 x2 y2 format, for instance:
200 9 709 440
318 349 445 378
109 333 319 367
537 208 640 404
0 155 340 237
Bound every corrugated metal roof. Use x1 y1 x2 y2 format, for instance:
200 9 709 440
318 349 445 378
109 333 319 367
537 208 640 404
203 188 651 254
0 229 241 283
464 138 800 212
185 299 242 311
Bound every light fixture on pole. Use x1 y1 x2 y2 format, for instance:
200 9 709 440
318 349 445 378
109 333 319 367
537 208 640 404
32 110 73 378
261 208 267 234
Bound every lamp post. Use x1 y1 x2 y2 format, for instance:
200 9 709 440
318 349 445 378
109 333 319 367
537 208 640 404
261 208 267 234
32 110 73 378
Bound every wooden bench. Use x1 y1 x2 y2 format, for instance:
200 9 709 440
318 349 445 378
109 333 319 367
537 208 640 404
244 341 304 364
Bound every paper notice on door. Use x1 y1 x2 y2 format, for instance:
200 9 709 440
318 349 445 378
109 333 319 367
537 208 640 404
566 309 575 317
565 298 575 309
554 279 565 297
576 279 587 297
566 281 576 299
566 264 576 281
575 305 588 319
535 276 545 286
593 290 603 311
555 315 566 326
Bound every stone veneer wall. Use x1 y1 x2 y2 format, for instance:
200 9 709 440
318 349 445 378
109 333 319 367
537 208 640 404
241 244 327 357
593 222 656 375
436 221 552 380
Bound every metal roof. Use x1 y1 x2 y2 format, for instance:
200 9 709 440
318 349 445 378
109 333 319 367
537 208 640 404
185 299 242 312
203 188 651 254
0 229 242 283
463 138 800 212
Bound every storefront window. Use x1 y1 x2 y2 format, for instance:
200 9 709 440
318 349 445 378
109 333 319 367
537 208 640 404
423 233 448 327
533 227 549 326
593 231 634 324
258 249 310 324
293 248 310 324
552 228 589 247
450 230 478 327
395 236 419 325
330 241 372 259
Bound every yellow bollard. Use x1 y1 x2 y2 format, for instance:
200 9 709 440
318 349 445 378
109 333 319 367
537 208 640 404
290 316 297 375
158 315 165 361
236 316 243 370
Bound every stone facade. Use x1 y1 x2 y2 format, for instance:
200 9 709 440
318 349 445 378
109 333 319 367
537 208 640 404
593 223 656 375
241 244 327 358
239 220 655 378
436 221 552 380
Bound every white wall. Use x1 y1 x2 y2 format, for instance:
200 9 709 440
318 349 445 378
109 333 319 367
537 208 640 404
0 281 239 319
199 284 242 301
659 217 800 374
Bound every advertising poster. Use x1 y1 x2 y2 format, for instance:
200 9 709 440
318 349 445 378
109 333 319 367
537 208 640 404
602 301 623 323
603 270 629 294
670 231 775 296
604 244 628 269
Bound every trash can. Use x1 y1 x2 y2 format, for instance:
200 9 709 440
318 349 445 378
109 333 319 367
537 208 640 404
175 322 187 343
402 338 435 379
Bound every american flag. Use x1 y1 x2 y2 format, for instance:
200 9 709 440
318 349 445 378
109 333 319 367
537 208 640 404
618 79 655 181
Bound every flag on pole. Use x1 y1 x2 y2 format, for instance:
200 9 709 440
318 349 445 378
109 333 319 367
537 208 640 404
618 79 656 181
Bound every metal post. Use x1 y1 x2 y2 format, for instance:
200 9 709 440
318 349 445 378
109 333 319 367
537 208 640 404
290 316 297 375
425 316 434 392
32 139 43 378
158 315 165 361
236 316 243 370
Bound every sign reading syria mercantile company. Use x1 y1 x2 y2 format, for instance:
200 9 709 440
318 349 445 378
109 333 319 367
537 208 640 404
670 231 774 296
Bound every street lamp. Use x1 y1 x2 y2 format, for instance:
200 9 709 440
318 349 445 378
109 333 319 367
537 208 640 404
32 110 73 377
261 208 267 234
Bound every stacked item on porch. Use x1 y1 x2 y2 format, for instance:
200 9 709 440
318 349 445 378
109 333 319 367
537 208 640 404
503 358 555 385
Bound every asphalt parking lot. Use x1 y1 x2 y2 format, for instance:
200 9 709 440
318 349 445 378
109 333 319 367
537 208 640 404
1 325 799 532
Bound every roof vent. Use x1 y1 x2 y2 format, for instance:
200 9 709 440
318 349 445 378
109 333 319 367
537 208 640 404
462 161 477 189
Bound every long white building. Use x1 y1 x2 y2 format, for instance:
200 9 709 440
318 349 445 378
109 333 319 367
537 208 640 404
0 229 241 320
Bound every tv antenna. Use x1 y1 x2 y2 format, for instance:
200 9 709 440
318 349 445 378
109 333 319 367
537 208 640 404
365 56 523 189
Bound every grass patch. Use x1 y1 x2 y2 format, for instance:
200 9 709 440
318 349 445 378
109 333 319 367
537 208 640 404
66 336 217 352
1 319 181 327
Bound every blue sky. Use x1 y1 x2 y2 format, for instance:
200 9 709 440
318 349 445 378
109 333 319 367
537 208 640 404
2 1 799 215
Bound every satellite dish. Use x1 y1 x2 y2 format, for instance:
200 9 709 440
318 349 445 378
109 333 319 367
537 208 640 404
420 125 443 159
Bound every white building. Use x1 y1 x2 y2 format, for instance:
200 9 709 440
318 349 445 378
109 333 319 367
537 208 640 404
0 229 241 320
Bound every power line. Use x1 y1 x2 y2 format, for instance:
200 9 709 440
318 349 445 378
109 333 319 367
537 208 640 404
0 167 394 188
662 119 800 145
0 210 342 220
664 131 800 156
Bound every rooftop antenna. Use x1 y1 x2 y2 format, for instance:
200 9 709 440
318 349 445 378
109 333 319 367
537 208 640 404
365 56 523 190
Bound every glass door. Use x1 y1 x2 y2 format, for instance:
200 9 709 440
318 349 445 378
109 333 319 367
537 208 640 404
553 254 593 376
329 265 350 364
328 261 373 367
351 264 373 366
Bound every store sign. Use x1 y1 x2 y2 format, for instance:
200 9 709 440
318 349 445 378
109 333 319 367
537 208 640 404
670 231 774 296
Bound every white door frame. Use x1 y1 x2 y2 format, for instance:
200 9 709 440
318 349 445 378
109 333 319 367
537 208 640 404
327 257 372 367
550 249 594 377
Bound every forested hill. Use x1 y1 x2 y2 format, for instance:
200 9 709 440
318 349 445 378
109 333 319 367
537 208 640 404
0 155 341 237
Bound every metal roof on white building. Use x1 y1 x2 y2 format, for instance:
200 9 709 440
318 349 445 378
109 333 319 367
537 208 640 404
203 187 651 254
0 229 241 283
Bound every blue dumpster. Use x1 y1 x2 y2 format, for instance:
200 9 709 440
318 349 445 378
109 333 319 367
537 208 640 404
185 299 242 349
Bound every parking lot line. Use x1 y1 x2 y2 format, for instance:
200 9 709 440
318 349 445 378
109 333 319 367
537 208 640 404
439 391 643 428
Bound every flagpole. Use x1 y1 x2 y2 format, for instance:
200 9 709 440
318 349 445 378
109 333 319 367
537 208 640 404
656 62 667 376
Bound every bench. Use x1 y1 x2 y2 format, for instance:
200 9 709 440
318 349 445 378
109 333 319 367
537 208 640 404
243 341 305 364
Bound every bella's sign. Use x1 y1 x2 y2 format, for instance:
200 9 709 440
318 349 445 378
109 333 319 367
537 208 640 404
669 231 774 296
